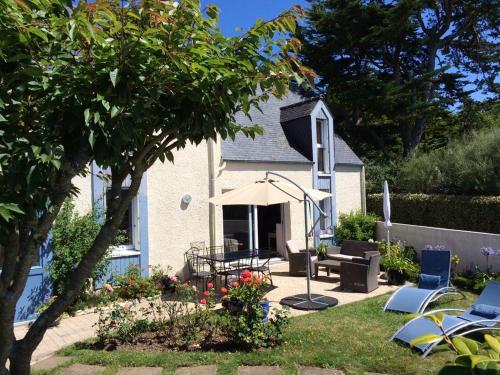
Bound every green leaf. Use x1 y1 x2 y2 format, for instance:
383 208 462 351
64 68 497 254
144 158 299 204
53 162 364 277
452 337 473 355
424 312 445 326
0 114 6 122
51 159 61 170
110 106 120 118
485 335 500 354
410 333 443 347
27 27 48 42
89 130 95 148
437 365 471 375
84 109 91 125
109 69 119 87
476 360 500 372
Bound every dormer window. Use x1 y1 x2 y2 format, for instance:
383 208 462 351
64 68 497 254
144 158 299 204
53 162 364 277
316 118 329 173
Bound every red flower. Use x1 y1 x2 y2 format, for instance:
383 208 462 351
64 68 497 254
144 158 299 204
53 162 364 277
220 287 228 294
207 282 214 289
241 270 252 279
199 298 207 305
203 290 210 297
231 281 240 287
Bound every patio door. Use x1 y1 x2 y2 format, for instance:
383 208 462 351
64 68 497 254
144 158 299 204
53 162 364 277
222 204 283 254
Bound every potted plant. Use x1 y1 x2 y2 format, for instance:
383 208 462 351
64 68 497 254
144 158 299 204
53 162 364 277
223 270 270 322
382 255 418 285
317 242 328 260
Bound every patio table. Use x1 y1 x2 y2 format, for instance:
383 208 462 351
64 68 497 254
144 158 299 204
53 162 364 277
197 249 259 287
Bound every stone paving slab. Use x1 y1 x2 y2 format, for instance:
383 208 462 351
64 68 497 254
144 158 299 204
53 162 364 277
57 364 106 374
117 367 163 375
300 367 345 375
237 366 281 375
31 356 74 371
174 365 217 375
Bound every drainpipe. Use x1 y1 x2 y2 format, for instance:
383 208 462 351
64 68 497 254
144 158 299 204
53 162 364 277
208 138 216 248
361 165 367 214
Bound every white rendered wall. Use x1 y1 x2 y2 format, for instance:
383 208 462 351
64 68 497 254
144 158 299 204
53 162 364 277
334 164 363 220
376 221 500 272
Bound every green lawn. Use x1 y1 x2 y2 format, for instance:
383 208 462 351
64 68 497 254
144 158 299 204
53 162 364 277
51 292 479 375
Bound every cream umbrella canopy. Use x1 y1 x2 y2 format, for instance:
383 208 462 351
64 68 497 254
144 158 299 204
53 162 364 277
209 172 338 311
209 178 331 206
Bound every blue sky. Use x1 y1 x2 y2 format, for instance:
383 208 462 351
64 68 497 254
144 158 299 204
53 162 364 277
200 0 309 36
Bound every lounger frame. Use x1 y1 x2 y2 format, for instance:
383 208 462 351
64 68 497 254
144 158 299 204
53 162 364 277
383 285 466 314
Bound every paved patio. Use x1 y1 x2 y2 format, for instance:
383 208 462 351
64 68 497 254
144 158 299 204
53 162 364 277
16 260 397 366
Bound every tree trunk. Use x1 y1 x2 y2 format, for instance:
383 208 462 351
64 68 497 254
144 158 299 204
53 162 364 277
0 298 16 375
3 167 145 374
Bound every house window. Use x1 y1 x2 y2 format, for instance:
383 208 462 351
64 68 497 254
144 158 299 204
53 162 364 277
106 187 136 250
319 189 331 232
316 119 329 173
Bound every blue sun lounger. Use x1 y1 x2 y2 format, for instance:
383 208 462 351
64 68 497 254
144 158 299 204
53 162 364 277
391 280 500 357
384 250 465 314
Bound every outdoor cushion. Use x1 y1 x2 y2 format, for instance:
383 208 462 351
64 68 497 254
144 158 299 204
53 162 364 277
418 273 441 290
327 253 363 262
471 304 500 319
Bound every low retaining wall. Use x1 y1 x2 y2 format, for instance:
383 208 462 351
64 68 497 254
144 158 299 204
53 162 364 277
376 222 500 272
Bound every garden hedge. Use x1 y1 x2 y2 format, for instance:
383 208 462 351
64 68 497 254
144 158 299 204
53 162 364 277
367 193 500 234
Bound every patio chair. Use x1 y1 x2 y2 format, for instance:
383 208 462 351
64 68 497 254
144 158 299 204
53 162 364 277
249 248 274 286
286 240 317 277
340 251 380 293
391 280 500 357
184 247 213 290
384 250 465 314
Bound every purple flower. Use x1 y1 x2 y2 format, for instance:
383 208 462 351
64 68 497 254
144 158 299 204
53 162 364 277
424 244 433 250
44 292 51 301
481 247 496 257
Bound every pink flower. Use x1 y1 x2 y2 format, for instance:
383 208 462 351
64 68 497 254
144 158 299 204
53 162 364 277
199 299 207 305
220 287 228 294
207 282 214 289
231 281 239 287
103 283 114 293
169 275 178 282
203 290 210 297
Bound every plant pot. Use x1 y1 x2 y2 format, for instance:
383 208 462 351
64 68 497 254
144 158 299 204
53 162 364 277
386 269 406 285
227 299 244 315
318 254 326 261
259 300 270 323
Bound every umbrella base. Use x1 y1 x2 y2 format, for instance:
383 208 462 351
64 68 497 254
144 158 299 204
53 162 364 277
280 293 338 311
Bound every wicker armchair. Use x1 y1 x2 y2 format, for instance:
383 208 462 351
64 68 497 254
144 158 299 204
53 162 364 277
340 251 380 293
286 240 317 276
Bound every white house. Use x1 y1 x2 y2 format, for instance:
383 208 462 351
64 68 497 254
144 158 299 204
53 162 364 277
16 92 365 323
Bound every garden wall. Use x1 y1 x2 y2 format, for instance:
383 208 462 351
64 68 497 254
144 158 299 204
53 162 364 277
375 221 500 272
367 193 500 234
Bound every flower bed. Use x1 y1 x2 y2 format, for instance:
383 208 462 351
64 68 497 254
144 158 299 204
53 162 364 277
90 271 289 352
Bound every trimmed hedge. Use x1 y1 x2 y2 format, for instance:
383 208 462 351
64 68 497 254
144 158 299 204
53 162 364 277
367 193 500 234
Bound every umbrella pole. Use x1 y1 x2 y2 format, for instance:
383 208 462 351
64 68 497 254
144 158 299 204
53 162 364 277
304 195 311 300
386 228 390 256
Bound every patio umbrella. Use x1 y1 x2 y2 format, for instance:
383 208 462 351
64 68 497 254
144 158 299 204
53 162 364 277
210 172 338 311
209 178 331 206
383 180 392 250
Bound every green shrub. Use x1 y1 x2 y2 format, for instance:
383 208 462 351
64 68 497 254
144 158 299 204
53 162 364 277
113 264 160 300
50 200 110 298
334 211 379 244
367 193 500 233
399 128 500 196
364 159 401 194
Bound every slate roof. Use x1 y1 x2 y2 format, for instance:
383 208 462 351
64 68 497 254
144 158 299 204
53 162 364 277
334 134 363 166
280 97 320 123
221 92 363 166
222 92 311 164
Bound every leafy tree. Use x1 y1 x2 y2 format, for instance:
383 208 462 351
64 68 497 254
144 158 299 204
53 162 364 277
299 0 499 158
49 200 110 298
399 127 500 195
0 0 312 372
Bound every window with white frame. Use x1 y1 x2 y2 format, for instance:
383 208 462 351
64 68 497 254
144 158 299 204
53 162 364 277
106 187 138 251
316 118 329 173
319 189 331 232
